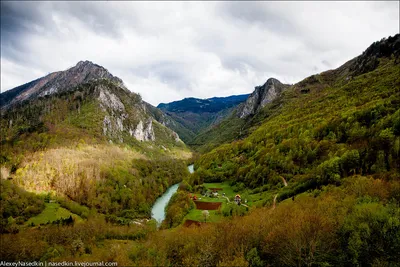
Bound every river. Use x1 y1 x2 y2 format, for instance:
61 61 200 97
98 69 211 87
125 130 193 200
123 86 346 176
151 164 194 225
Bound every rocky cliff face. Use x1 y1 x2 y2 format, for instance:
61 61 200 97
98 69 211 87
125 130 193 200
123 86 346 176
238 78 289 118
95 81 176 143
131 119 155 142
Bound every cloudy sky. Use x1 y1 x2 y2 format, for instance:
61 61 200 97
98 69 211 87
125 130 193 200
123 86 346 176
1 1 399 106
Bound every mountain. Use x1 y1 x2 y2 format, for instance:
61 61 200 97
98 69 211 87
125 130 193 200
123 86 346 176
158 94 250 113
1 61 125 110
188 78 289 152
195 33 400 187
192 35 400 153
0 61 191 226
157 94 250 143
0 61 185 146
238 78 290 118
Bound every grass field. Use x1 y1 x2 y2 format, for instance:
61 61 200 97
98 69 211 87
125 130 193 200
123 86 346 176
203 182 236 198
184 209 222 223
25 203 83 226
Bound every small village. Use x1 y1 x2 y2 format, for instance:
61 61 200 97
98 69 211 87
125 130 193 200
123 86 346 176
183 182 250 227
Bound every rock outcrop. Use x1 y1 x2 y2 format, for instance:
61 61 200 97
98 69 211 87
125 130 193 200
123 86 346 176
132 119 155 142
239 78 289 118
97 85 156 142
98 85 125 112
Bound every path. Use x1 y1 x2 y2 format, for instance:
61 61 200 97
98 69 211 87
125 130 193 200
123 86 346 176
272 177 287 210
280 176 288 187
272 194 278 210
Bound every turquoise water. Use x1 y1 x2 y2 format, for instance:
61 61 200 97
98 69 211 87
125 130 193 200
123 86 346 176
151 165 194 225
151 183 180 225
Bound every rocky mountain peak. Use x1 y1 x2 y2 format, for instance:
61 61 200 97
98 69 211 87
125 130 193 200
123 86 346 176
64 60 124 87
76 60 94 67
1 60 126 110
238 78 289 118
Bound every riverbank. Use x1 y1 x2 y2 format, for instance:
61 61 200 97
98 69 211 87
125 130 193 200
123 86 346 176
150 164 194 225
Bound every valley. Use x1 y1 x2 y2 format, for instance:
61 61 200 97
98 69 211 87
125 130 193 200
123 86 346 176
1 34 399 266
157 94 250 145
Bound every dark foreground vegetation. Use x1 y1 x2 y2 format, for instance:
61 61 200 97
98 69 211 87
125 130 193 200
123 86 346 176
137 176 400 266
1 176 399 266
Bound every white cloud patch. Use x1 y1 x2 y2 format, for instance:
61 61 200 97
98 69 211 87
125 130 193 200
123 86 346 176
1 1 399 105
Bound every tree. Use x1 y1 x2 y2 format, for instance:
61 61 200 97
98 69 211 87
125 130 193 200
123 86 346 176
202 210 209 222
246 248 264 267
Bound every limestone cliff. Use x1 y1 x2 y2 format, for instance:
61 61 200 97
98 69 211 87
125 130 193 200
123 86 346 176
238 78 290 118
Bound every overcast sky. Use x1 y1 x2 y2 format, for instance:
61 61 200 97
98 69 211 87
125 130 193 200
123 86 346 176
1 1 399 106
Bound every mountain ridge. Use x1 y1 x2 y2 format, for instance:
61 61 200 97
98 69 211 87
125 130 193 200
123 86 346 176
1 60 125 110
158 94 250 113
190 33 400 152
0 61 188 152
157 94 250 143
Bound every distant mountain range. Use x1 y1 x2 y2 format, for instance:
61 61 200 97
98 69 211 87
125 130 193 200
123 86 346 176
157 77 293 146
0 59 296 151
157 94 250 143
158 94 250 113
2 34 399 154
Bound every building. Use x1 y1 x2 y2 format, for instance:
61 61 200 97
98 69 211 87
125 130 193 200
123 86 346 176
234 194 241 205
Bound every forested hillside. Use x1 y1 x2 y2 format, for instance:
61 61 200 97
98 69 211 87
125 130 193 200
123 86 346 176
133 33 400 267
195 35 400 194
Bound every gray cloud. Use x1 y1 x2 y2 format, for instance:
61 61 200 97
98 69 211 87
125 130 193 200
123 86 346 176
1 1 399 106
1 2 49 60
54 2 128 38
1 2 50 36
130 61 193 91
217 2 298 36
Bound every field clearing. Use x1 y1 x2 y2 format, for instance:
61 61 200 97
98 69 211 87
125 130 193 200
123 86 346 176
191 195 226 202
203 182 236 198
184 209 221 223
25 203 83 226
184 182 252 223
